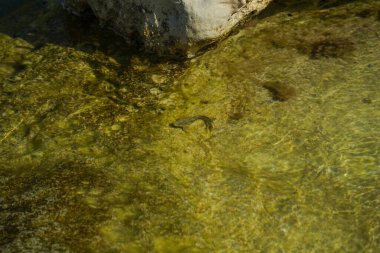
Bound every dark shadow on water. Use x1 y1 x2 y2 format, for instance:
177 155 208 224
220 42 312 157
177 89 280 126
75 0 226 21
0 0 186 69
0 0 28 17
0 0 364 67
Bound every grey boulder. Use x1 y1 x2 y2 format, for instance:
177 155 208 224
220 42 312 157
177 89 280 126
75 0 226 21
61 0 272 57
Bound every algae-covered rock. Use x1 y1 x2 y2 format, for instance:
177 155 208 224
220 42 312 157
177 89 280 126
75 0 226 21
1 0 380 252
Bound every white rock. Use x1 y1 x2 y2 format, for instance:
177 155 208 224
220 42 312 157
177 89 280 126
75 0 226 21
62 0 272 57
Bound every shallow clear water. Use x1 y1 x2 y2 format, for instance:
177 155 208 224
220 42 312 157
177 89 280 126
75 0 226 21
0 0 379 252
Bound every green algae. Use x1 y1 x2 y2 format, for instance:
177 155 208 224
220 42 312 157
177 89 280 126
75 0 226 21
1 0 380 252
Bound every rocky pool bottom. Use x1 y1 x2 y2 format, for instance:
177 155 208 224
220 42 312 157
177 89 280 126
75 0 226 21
0 0 379 252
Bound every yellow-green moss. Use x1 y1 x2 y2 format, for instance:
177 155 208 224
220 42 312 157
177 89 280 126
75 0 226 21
1 0 379 252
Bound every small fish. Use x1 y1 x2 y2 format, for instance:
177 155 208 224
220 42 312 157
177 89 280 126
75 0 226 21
169 115 213 131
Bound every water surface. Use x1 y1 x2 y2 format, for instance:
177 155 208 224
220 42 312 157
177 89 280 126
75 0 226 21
0 0 379 252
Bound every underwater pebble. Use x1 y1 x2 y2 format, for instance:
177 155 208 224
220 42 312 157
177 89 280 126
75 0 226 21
111 124 122 131
57 120 69 129
116 116 129 122
21 60 33 66
77 190 86 195
108 56 118 65
361 98 372 104
89 189 102 196
151 74 167 84
119 87 128 93
130 57 148 71
85 197 99 208
78 147 91 154
159 94 179 107
132 64 148 71
125 105 138 113
11 76 22 81
2 107 16 119
262 81 296 101
149 87 161 95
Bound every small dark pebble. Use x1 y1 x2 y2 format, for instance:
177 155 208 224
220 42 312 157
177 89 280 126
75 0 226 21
262 81 296 102
13 62 27 73
355 9 371 18
310 38 354 59
362 98 372 104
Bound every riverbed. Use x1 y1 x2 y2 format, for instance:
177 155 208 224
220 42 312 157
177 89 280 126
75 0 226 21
0 0 379 252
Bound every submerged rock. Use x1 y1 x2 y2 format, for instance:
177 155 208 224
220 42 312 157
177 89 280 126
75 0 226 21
61 0 272 57
1 0 380 252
